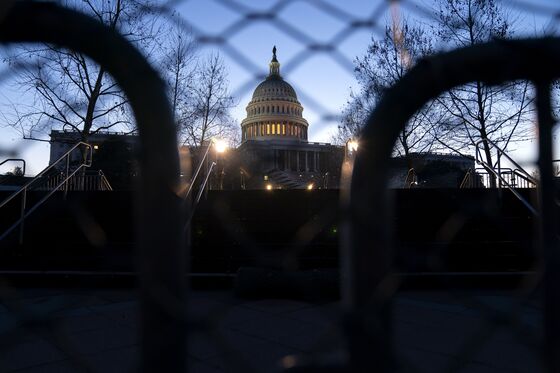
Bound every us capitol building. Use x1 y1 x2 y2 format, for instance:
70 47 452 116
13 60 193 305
47 47 472 190
233 47 343 189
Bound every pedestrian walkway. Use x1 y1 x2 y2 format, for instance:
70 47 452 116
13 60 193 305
0 288 541 372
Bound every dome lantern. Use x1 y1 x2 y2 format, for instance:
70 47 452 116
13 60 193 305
269 45 280 77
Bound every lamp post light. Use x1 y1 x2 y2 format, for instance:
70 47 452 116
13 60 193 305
185 137 228 198
342 139 359 191
213 138 227 154
346 139 359 156
211 138 227 190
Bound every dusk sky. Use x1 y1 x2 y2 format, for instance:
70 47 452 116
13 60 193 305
1 0 560 175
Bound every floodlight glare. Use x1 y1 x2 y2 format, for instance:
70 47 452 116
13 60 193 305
213 138 227 153
266 184 273 191
307 183 314 190
347 140 359 153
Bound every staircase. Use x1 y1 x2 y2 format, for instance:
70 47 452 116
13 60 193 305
461 139 538 215
0 142 112 244
267 169 309 189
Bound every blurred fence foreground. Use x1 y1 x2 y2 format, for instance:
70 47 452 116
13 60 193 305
0 1 558 373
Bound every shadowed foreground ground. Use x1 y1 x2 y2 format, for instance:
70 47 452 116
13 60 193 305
0 287 541 372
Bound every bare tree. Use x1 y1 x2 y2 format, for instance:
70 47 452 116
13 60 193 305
159 17 197 134
4 0 161 144
4 166 24 177
337 19 439 156
180 53 238 147
432 0 534 183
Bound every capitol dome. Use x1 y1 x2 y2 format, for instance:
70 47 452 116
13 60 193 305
241 47 309 142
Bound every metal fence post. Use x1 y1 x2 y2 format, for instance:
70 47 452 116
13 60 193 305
0 3 187 371
535 81 560 372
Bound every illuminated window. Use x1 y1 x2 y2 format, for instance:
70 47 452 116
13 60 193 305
277 124 280 134
267 124 270 134
282 124 286 135
272 124 275 135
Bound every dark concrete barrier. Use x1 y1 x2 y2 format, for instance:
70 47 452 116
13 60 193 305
0 188 540 273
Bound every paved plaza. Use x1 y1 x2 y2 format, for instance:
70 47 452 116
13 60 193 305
0 286 542 372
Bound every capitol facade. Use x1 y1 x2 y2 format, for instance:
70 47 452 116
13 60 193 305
235 47 342 189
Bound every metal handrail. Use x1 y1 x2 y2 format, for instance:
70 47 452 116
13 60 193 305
97 170 113 191
404 168 417 188
184 141 214 200
461 167 538 189
510 168 537 188
0 158 26 176
474 139 538 215
460 168 474 188
0 142 92 210
475 138 537 186
480 166 538 215
186 161 216 224
0 142 92 244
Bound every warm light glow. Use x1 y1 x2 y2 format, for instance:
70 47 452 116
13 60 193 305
213 138 227 153
347 140 359 152
307 183 314 190
93 145 99 150
266 184 273 191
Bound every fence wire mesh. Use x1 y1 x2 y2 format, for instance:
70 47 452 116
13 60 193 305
0 0 558 372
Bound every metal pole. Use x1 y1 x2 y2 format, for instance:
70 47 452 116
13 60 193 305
184 140 213 199
205 143 210 197
64 153 70 199
497 151 502 189
18 187 26 245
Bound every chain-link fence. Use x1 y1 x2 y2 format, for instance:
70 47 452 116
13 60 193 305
0 0 559 372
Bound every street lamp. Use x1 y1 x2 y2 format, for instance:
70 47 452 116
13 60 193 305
184 137 228 197
213 138 227 154
347 139 359 154
211 138 227 190
342 138 359 191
